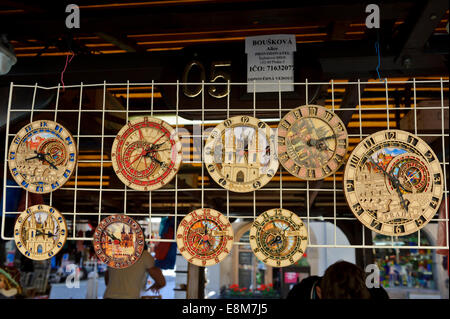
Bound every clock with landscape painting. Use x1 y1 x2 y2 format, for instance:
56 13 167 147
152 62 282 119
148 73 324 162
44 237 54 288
176 208 234 267
249 208 308 267
111 117 182 191
343 129 444 236
204 115 279 192
14 204 68 260
277 104 348 180
93 215 145 269
8 120 77 193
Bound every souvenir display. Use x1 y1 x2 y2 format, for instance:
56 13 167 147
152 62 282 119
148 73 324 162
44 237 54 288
344 129 444 236
93 215 145 269
8 120 77 193
249 208 308 267
14 204 68 260
204 116 279 192
176 208 234 266
277 104 348 180
111 117 182 191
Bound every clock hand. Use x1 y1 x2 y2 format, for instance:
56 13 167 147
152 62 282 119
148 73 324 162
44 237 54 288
148 155 168 168
42 157 58 170
368 158 409 213
106 230 121 243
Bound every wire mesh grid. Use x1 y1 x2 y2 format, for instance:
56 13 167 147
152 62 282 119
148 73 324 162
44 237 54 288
2 79 449 252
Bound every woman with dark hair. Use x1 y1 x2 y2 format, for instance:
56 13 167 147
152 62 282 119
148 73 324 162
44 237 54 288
317 261 371 299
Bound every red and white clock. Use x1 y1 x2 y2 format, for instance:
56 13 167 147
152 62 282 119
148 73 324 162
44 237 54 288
111 117 182 191
176 208 234 267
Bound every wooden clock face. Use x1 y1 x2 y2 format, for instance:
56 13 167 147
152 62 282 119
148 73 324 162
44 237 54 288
14 205 68 261
249 208 308 267
344 129 444 236
278 104 348 180
176 208 234 267
8 120 77 193
93 215 145 269
204 116 279 192
111 117 182 191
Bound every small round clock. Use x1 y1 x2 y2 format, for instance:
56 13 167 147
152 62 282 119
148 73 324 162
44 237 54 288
176 208 234 267
14 204 68 260
277 104 348 180
111 117 182 191
204 116 279 192
8 120 77 193
343 129 444 236
93 215 145 269
249 208 308 267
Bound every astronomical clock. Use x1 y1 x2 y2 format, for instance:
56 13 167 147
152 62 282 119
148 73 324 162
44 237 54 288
111 117 182 191
93 215 145 269
277 104 348 180
176 208 234 266
249 208 308 267
8 120 77 193
14 205 68 260
204 116 279 192
344 129 444 236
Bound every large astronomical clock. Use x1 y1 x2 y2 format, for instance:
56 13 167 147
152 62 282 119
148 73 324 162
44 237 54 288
93 215 145 269
14 205 68 260
176 208 234 266
344 129 444 236
249 208 308 267
8 120 77 193
204 116 279 192
277 104 348 180
111 117 182 191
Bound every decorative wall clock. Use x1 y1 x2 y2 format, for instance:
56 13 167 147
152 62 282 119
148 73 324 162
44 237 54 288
93 215 145 269
344 129 444 236
249 208 308 267
204 116 279 192
14 204 68 260
277 104 348 180
176 208 234 266
8 120 77 193
111 117 182 191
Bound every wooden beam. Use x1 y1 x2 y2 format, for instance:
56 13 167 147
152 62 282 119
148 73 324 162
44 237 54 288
95 32 145 53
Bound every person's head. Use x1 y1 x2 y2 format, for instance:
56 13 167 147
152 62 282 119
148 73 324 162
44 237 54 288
317 260 371 299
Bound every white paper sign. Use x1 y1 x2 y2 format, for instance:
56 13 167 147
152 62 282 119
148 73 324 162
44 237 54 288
245 34 296 93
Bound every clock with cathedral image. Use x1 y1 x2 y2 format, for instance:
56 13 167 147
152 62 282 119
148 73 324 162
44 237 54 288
8 120 77 193
93 215 145 269
14 205 68 260
343 129 444 236
204 116 279 192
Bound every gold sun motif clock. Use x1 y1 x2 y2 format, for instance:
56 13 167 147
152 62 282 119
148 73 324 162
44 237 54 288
8 120 77 193
176 208 234 267
344 129 444 236
277 104 348 180
14 205 68 260
111 117 182 191
249 208 308 267
93 215 145 269
204 116 279 192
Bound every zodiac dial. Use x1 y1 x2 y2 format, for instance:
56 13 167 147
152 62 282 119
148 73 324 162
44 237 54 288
93 215 145 269
111 117 182 191
8 120 77 193
14 205 68 261
278 104 348 180
344 129 444 236
249 208 308 267
176 208 234 267
204 116 279 192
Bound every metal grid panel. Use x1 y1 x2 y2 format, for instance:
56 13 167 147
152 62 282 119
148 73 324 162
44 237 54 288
2 79 449 251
